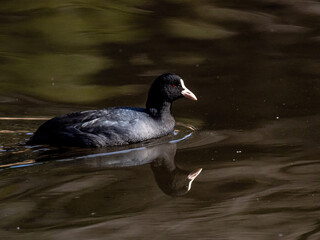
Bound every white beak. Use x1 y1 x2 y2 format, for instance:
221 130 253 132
180 79 197 101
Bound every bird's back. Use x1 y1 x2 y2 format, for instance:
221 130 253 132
27 107 175 147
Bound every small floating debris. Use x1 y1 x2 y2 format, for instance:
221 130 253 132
0 159 35 168
0 117 51 121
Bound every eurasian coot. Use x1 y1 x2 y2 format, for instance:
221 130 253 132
27 73 197 147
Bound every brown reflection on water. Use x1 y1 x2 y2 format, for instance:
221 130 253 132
0 116 320 239
1 0 320 239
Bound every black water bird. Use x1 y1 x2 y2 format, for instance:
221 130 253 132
27 73 197 147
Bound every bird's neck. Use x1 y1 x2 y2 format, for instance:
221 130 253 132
146 100 172 118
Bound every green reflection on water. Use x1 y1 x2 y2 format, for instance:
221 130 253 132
166 53 206 65
0 53 140 103
166 18 235 40
0 0 150 103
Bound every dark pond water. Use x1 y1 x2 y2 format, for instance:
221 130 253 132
1 0 320 239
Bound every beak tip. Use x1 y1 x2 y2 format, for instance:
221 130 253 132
189 94 198 101
181 90 197 101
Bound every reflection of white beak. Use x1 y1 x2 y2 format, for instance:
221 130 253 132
187 168 202 191
180 79 197 101
188 168 202 180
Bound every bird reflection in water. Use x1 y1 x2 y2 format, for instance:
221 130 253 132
20 142 202 196
150 144 202 196
79 143 202 196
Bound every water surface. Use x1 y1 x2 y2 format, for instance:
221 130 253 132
1 0 320 239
